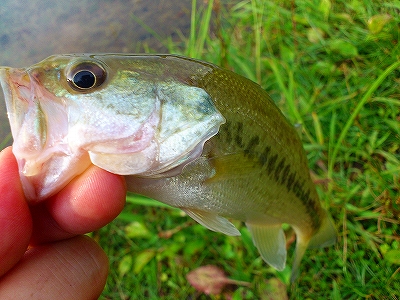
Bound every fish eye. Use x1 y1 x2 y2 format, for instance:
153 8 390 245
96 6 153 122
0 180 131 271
66 61 107 91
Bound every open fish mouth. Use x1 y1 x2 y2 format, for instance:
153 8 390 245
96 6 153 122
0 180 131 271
0 67 70 176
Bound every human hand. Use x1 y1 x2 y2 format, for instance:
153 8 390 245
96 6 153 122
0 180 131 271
0 147 126 299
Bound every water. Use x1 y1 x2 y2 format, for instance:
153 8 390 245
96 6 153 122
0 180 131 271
0 0 193 148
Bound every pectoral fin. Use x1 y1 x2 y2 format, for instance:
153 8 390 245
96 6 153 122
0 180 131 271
182 208 241 236
206 153 258 183
246 223 287 271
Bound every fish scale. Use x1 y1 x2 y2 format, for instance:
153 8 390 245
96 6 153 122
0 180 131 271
0 54 336 282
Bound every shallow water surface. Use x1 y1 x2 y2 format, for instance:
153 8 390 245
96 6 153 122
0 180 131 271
0 0 192 147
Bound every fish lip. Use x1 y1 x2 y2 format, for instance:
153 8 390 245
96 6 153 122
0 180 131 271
0 67 30 138
0 68 14 112
1 68 37 146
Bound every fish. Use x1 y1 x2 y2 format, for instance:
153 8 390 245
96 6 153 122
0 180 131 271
0 54 336 281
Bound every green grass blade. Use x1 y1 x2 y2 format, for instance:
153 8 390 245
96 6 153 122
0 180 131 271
312 111 324 146
195 0 213 58
327 110 337 191
187 0 213 58
126 193 174 208
188 0 197 57
130 14 165 46
251 0 263 84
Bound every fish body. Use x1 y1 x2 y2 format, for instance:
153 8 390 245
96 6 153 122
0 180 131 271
0 54 336 280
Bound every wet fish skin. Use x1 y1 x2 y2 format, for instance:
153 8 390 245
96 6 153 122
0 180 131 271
0 54 336 281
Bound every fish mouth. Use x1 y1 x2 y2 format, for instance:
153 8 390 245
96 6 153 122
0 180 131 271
0 67 80 202
0 67 31 148
0 68 49 174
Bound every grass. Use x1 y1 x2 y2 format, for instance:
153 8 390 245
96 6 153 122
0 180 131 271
1 0 399 299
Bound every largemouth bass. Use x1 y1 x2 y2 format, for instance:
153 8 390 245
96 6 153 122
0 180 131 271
0 54 336 281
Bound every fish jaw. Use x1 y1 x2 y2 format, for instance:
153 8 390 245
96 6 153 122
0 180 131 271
0 67 90 202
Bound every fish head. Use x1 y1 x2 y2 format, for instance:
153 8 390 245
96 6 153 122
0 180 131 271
0 54 225 202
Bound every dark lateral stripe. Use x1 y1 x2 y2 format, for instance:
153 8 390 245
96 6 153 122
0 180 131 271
279 164 291 186
244 136 260 158
217 120 322 229
220 121 232 144
274 158 285 183
266 154 278 174
244 136 320 229
265 153 321 229
235 122 244 148
259 146 271 166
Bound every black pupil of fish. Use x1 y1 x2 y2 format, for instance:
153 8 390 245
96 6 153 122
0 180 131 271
73 70 96 89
